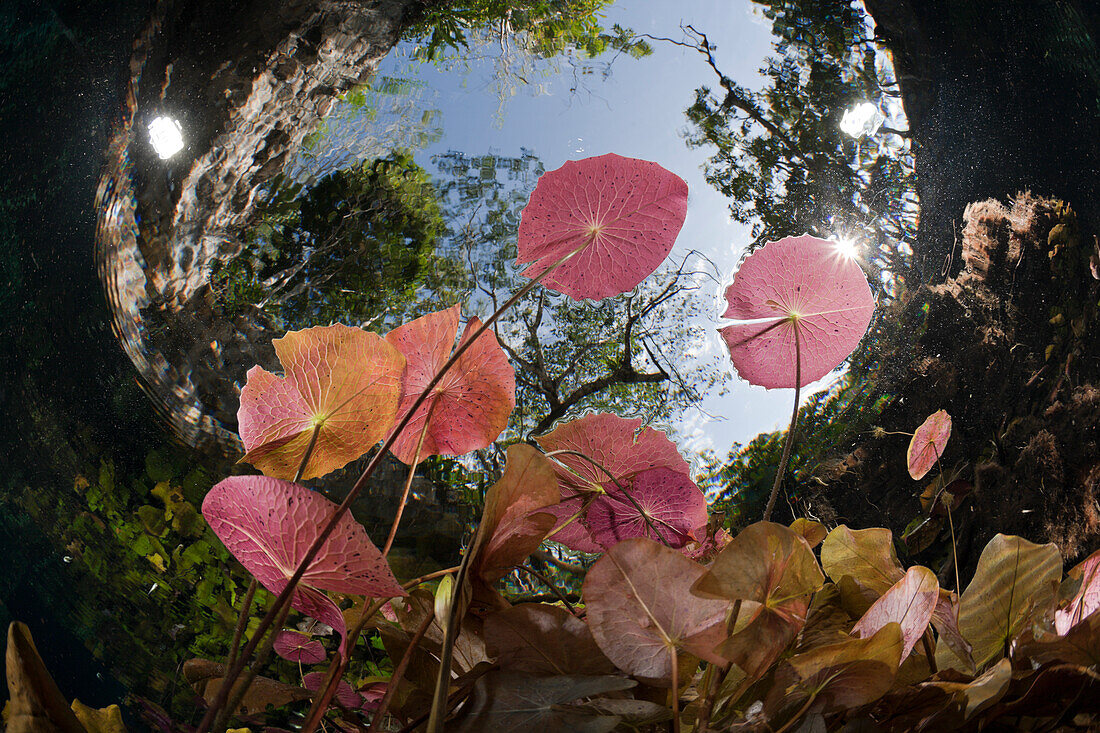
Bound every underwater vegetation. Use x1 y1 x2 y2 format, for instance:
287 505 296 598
8 153 1100 733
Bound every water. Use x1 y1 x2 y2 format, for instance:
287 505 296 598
0 0 999 728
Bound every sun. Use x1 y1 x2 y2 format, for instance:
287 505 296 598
833 236 860 260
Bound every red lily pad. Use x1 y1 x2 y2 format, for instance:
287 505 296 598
908 410 952 480
202 476 405 651
359 682 387 712
385 305 514 464
471 444 559 583
302 673 361 709
852 566 939 660
516 153 688 300
718 235 875 388
584 538 732 684
535 413 691 553
586 467 707 549
273 630 326 664
1055 548 1100 635
237 324 405 480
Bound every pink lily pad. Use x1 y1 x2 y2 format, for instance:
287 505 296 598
516 153 688 300
586 467 707 549
302 673 361 709
584 538 732 684
852 565 939 660
237 324 405 480
718 235 875 388
202 476 405 651
385 305 515 464
908 410 952 480
1056 548 1100 635
359 682 387 712
273 630 326 664
535 413 691 553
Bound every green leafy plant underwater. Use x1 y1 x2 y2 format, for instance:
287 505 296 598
156 154 1100 731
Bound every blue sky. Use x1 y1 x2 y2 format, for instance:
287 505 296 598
304 1 848 457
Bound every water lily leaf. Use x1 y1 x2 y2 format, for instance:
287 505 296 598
584 537 731 683
1017 609 1100 667
484 604 615 676
820 525 904 598
516 153 688 300
385 305 514 464
359 682 386 712
575 698 672 726
796 584 857 652
238 324 405 480
70 700 127 733
203 476 404 651
908 410 952 480
692 522 825 680
291 586 350 652
718 602 803 683
586 467 707 549
302 672 360 709
694 521 825 604
927 658 1012 721
951 533 1061 671
472 445 559 583
718 235 875 389
272 630 326 664
1055 547 1100 635
451 672 636 733
791 517 828 548
931 590 973 670
535 413 690 553
5 621 86 733
765 623 903 721
852 566 939 660
183 658 310 716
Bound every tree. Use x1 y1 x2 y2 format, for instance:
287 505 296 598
407 0 651 66
680 3 917 290
211 152 465 332
431 150 721 440
694 1 1100 581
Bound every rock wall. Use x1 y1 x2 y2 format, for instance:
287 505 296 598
806 194 1100 578
95 0 422 451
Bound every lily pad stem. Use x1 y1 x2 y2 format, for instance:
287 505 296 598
382 402 437 558
224 579 257 675
670 645 681 733
299 565 461 733
293 423 322 483
195 239 588 733
764 324 801 522
695 599 740 732
933 444 961 592
367 609 435 732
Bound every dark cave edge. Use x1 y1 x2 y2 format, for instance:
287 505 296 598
801 0 1100 583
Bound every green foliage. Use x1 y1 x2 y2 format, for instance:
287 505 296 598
714 373 887 522
406 0 650 63
212 151 464 331
684 0 916 285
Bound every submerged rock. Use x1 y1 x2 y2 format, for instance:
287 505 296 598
95 0 419 451
806 194 1100 577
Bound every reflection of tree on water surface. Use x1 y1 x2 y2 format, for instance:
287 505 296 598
95 0 417 452
5 0 648 717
